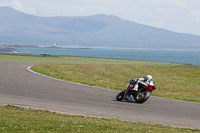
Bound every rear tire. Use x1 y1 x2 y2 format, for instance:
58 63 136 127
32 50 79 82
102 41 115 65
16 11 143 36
116 91 125 101
134 90 151 103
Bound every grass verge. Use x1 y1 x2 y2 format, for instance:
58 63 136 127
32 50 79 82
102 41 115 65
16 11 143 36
0 105 199 133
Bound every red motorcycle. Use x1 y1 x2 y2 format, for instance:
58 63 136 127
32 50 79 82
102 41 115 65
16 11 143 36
116 83 156 103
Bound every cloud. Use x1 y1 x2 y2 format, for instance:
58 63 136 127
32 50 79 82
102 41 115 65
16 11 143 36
190 10 200 22
10 0 24 10
0 0 36 15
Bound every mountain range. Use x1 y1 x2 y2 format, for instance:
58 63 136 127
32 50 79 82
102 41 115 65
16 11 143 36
1 6 200 50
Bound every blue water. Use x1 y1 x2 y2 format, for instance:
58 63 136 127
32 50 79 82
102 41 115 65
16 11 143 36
15 48 200 65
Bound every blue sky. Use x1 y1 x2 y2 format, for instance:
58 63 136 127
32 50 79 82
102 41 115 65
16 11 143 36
1 0 200 36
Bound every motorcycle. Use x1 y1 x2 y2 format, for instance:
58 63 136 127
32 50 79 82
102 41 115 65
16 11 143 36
116 82 156 103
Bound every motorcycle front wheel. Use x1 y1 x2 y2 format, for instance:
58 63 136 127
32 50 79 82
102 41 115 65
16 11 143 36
134 90 151 103
116 91 125 101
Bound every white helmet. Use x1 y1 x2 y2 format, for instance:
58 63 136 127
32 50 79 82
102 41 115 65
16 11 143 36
145 75 153 80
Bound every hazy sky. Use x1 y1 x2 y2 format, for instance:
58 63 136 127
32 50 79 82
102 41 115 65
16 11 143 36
1 0 200 36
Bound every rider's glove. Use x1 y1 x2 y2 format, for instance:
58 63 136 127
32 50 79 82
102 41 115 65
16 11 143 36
130 79 138 84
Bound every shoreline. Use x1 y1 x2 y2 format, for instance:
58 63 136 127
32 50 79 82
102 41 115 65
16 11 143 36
1 44 200 51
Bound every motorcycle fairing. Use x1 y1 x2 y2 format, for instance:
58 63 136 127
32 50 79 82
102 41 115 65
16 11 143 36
143 85 156 92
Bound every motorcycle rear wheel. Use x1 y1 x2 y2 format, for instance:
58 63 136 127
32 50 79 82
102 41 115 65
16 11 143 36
134 90 151 103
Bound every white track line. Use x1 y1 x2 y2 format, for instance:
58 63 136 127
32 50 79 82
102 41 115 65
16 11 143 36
27 66 118 92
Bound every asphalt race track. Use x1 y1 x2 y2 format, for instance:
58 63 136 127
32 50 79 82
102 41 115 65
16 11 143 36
0 62 200 129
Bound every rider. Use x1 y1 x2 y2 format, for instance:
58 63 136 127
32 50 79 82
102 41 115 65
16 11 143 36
124 75 154 100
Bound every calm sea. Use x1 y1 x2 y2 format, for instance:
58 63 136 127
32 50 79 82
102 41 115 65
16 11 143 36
15 48 200 65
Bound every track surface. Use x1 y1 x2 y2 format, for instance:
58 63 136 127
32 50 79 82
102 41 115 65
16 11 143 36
0 62 200 129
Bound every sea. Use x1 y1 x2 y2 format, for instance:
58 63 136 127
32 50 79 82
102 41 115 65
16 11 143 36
15 48 200 65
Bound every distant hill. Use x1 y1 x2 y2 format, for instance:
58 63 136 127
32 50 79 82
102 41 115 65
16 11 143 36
1 6 200 50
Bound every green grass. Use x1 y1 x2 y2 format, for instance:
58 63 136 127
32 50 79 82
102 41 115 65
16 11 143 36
0 105 199 133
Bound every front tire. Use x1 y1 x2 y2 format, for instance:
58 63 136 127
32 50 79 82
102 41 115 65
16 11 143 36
134 90 151 103
116 91 125 101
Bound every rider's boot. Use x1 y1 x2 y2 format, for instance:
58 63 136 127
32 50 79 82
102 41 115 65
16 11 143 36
128 94 135 102
125 95 129 100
